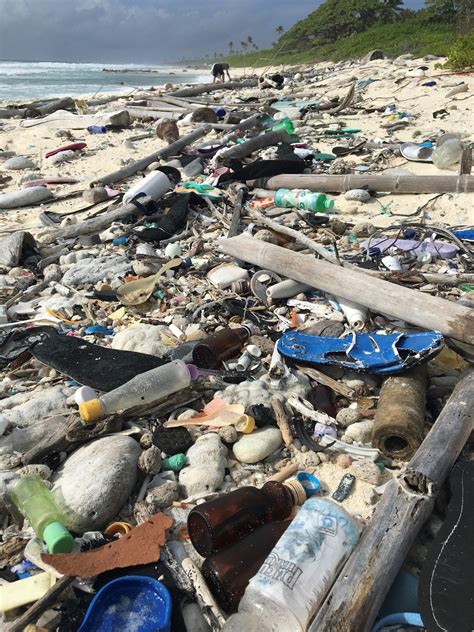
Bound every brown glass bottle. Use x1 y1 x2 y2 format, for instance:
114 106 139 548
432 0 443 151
187 481 294 557
192 326 252 369
202 520 291 613
308 384 337 417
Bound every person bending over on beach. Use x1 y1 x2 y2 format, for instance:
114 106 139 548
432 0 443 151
211 62 231 83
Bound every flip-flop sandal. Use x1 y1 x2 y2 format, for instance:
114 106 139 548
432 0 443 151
277 330 443 374
15 326 166 391
400 143 434 162
419 461 474 632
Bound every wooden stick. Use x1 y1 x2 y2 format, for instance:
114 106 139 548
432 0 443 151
96 125 211 186
7 576 74 632
309 369 474 632
197 112 264 149
267 462 299 482
250 173 474 193
216 130 290 163
170 79 258 98
228 184 247 238
271 398 293 446
296 365 355 398
220 235 474 344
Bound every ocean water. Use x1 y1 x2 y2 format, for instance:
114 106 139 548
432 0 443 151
0 61 208 103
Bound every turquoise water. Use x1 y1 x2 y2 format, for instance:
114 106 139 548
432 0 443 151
0 61 208 102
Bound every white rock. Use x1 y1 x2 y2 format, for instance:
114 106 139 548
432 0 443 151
349 459 382 485
52 435 141 533
344 189 371 202
336 407 362 428
179 434 227 497
61 255 130 286
112 324 173 357
0 386 72 428
233 427 282 464
3 156 37 170
343 420 374 443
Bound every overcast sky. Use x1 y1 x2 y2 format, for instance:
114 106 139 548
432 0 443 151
0 0 427 64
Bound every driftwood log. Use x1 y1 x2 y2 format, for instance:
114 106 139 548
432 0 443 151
216 130 290 163
96 125 212 186
170 79 258 98
197 112 264 149
126 106 182 120
220 235 474 344
250 173 474 193
309 369 474 632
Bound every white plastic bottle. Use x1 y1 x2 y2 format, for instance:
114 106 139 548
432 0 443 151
79 360 194 423
223 497 359 632
123 171 172 204
432 134 463 169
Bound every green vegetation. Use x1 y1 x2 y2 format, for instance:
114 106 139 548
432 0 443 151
443 30 474 69
221 0 472 69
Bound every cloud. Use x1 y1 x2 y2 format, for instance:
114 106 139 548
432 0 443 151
0 0 426 63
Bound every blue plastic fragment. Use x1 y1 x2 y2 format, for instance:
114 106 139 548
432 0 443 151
277 331 443 374
452 229 474 243
78 576 172 632
84 325 114 336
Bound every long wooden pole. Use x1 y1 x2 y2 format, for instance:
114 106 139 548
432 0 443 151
250 173 474 193
170 79 257 98
309 370 474 632
96 125 211 186
216 130 290 163
220 235 474 344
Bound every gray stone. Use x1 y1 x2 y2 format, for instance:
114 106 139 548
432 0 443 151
344 189 371 203
218 425 238 444
217 371 310 408
352 222 376 238
52 435 141 532
233 427 282 464
83 187 108 204
138 446 162 474
336 407 362 428
43 264 62 282
0 186 53 209
61 255 130 286
146 481 178 509
3 156 37 170
349 459 382 485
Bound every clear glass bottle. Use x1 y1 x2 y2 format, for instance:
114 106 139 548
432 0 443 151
79 360 193 423
222 498 359 632
10 475 74 553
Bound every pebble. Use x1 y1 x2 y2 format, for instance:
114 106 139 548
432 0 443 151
146 481 179 509
343 420 374 443
3 156 37 170
179 434 227 497
233 427 282 464
51 435 141 532
352 222 376 237
336 407 362 428
344 189 371 202
349 459 382 485
138 446 162 475
336 454 353 468
218 425 238 444
83 187 109 204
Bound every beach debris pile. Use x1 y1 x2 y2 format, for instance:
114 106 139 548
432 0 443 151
0 52 473 632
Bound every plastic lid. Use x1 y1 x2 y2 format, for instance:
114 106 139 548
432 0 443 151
79 399 104 424
43 521 74 554
235 415 256 434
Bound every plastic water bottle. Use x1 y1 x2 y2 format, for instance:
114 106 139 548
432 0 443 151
222 497 359 632
274 188 335 212
432 134 463 169
79 360 194 423
10 476 74 554
271 118 295 135
123 171 172 204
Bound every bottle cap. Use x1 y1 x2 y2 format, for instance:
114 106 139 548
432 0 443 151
43 521 74 554
104 521 133 537
296 471 321 497
79 399 104 424
235 415 256 434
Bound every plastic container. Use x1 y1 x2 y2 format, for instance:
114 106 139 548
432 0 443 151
79 360 193 423
78 576 171 632
271 118 295 135
87 125 108 134
123 171 172 204
274 189 334 212
222 497 359 632
432 135 463 169
10 476 74 554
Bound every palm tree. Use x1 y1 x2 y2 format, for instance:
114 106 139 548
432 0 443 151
240 41 248 54
247 35 254 46
228 41 235 54
276 25 285 35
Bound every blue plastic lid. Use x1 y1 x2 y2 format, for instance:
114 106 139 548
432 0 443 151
296 472 321 498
